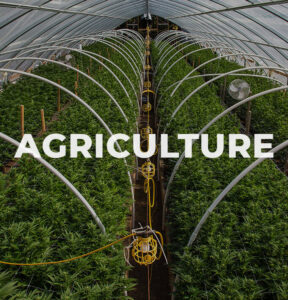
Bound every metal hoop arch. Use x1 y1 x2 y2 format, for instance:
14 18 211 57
172 138 288 299
156 72 284 139
187 138 288 247
17 40 143 92
0 132 106 234
98 33 144 63
156 39 230 76
155 46 240 96
15 45 140 111
170 50 287 98
162 81 288 230
3 56 129 123
15 48 134 108
0 68 135 213
166 66 288 132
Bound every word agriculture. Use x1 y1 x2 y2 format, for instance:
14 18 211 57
15 133 274 159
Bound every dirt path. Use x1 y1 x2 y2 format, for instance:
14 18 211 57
128 40 172 299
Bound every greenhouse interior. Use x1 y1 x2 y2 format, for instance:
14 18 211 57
0 0 288 299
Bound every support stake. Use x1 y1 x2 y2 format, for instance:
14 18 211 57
77 65 79 82
41 109 46 133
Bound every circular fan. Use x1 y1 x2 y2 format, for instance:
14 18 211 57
228 79 251 101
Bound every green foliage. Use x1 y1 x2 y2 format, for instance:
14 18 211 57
152 42 288 299
0 41 141 298
182 44 288 165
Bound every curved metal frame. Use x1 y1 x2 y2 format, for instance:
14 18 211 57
14 34 144 84
0 68 135 219
156 39 229 75
2 56 131 123
156 72 284 137
162 79 288 229
17 39 143 91
13 45 140 111
166 66 288 132
156 36 209 73
0 29 143 58
155 31 224 55
170 51 286 98
150 1 288 65
49 36 143 81
0 31 145 82
103 31 145 58
187 138 288 247
155 46 241 95
0 132 106 234
82 37 144 85
18 48 134 106
97 34 144 64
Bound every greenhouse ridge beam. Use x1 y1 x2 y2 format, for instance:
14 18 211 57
0 1 126 20
168 0 288 19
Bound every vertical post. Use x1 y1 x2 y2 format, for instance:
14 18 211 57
87 67 90 76
245 101 252 135
20 105 24 137
57 79 61 112
77 65 79 82
75 81 78 96
41 109 46 133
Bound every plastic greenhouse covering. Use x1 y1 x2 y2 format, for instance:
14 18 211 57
0 0 288 299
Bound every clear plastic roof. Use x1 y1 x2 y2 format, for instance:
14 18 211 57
0 0 288 71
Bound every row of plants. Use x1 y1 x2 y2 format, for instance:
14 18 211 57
0 37 142 298
178 42 288 166
0 37 140 165
152 41 288 299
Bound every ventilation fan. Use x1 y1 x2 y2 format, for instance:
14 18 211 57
228 79 251 101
